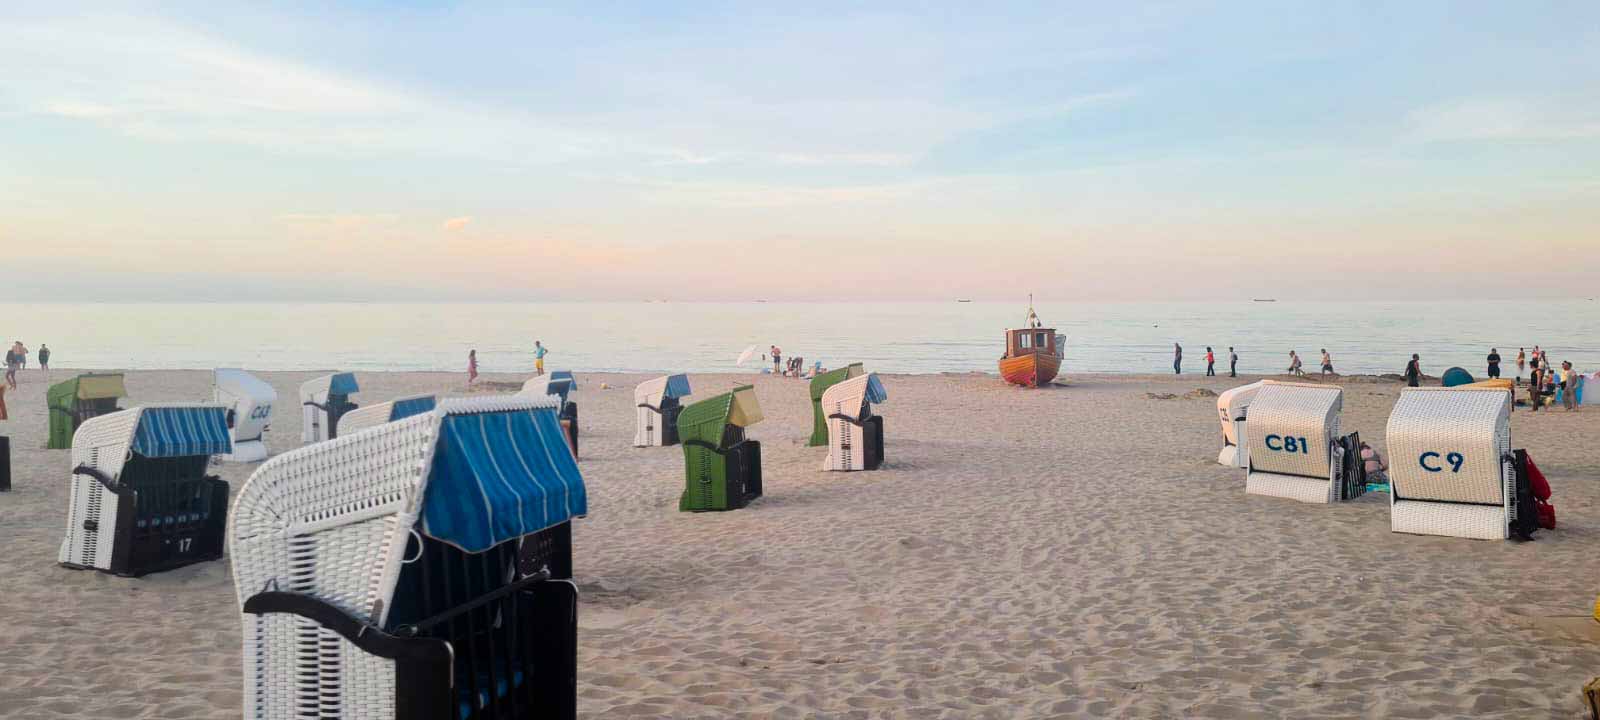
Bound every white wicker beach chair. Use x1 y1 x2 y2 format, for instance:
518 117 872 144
1215 381 1264 468
335 394 436 437
214 369 277 463
821 373 888 472
59 404 233 576
1244 381 1362 504
230 396 585 720
519 374 578 457
299 372 360 444
633 374 691 447
1387 387 1517 540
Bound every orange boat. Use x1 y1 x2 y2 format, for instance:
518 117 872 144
999 299 1063 387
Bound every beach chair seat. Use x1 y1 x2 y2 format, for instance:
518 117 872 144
807 363 864 446
46 373 127 449
521 373 578 458
1387 387 1519 540
1215 381 1264 468
231 396 586 720
1244 381 1363 504
299 372 359 443
214 369 277 463
678 386 764 511
634 374 691 447
59 404 232 576
336 394 437 436
821 373 888 472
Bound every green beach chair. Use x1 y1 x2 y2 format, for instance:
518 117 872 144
46 373 127 450
678 385 764 512
807 363 864 446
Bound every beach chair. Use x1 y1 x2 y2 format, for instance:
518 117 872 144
230 396 585 720
521 372 578 458
821 373 887 472
634 374 691 447
1244 381 1364 504
58 404 232 576
336 394 437 437
46 373 127 449
1216 381 1265 468
807 363 864 446
214 369 277 463
1387 387 1522 540
299 372 359 444
678 385 764 511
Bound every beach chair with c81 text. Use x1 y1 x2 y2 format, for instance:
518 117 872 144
230 396 586 720
1244 381 1365 504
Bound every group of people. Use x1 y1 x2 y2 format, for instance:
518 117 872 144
1515 346 1581 413
4 342 50 389
1173 344 1335 379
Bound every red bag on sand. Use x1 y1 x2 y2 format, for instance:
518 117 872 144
1526 453 1551 501
1537 501 1556 530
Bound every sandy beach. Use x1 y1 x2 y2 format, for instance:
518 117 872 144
1 368 1597 719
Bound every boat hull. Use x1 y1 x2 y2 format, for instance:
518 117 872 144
999 352 1061 387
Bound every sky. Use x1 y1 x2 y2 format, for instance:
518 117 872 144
2 1 1598 302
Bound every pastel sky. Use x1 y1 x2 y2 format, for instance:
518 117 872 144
3 2 1598 301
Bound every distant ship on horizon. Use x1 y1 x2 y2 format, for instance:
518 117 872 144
1252 298 1277 302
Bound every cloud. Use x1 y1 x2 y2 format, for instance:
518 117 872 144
442 216 473 231
1408 98 1600 142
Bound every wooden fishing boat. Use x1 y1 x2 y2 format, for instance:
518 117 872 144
999 299 1063 387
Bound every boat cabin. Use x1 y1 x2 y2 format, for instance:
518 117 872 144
1005 327 1060 358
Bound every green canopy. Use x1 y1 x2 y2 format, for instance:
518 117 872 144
808 363 863 446
678 385 764 512
47 373 127 449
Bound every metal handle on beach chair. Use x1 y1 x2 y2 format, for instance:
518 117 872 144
72 464 130 496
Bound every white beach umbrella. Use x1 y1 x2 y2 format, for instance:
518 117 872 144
736 345 760 366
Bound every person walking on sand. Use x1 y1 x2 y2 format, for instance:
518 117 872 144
1561 361 1579 411
1320 349 1334 376
16 342 27 370
1228 347 1238 378
533 341 547 376
1515 348 1526 385
1288 350 1305 377
1404 354 1421 388
38 344 50 378
1487 348 1502 379
4 343 19 390
1205 347 1216 376
1173 343 1183 375
467 349 479 385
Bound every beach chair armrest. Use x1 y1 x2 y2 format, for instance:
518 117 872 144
827 412 867 427
301 400 328 410
637 403 662 413
71 464 130 496
682 439 729 455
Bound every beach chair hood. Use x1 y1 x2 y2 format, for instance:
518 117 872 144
807 363 864 446
821 373 887 424
821 374 888 472
635 374 691 408
47 373 128 449
678 385 763 447
334 394 437 437
521 375 574 408
213 369 276 446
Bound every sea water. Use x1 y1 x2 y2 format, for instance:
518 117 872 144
5 301 1596 377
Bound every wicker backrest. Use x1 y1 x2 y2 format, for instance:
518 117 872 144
820 373 887 424
1216 381 1264 445
1386 387 1511 505
1245 382 1342 478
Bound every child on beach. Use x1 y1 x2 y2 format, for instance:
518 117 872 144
1516 348 1526 384
1320 349 1333 376
467 349 478 385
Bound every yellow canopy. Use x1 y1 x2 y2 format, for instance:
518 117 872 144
728 386 764 427
76 373 127 400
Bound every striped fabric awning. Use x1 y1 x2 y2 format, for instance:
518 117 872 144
390 394 436 421
420 406 588 553
663 373 691 399
131 406 234 458
864 374 888 404
328 372 359 395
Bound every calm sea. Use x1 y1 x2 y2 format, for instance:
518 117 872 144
5 301 1596 377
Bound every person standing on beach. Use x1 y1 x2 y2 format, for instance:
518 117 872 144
1404 354 1421 388
1486 348 1501 379
771 345 782 375
4 343 18 390
1561 361 1579 411
467 349 478 385
1528 365 1545 412
38 344 49 378
1288 350 1305 377
1320 349 1334 376
1228 347 1238 377
1173 343 1182 374
533 341 547 376
1515 348 1526 384
16 342 26 370
1205 347 1215 376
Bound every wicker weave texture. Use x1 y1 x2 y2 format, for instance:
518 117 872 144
1246 470 1335 504
1244 382 1342 479
1385 388 1511 505
634 376 670 447
1391 499 1507 540
822 375 872 471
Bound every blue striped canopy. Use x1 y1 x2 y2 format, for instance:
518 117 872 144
865 374 888 404
664 373 691 399
131 406 233 458
328 372 359 395
419 407 587 553
547 379 573 408
390 395 436 421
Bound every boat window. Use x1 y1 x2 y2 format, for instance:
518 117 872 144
1019 334 1032 349
1035 332 1047 348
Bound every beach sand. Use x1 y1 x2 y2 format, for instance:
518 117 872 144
1 369 1598 718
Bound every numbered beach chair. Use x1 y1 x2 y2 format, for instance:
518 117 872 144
214 369 277 462
521 372 578 457
46 373 127 449
300 372 359 444
335 394 437 437
1244 381 1365 504
634 374 691 447
1215 381 1265 468
1386 387 1522 540
230 396 585 720
59 404 232 576
808 363 864 446
678 385 764 511
821 373 888 472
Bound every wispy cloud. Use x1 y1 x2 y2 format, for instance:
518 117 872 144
442 216 473 231
1408 98 1600 142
